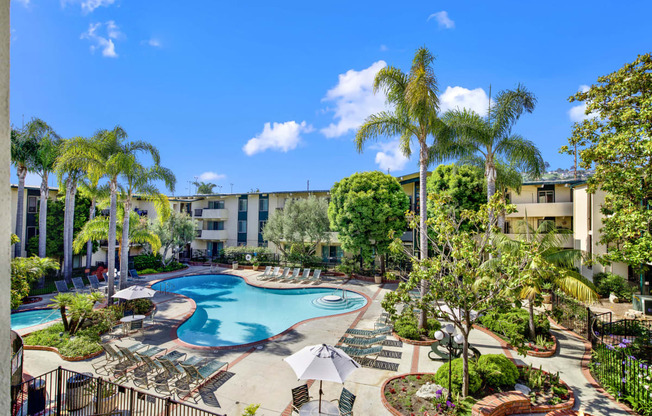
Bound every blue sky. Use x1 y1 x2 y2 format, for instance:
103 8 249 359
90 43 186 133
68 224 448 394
10 0 652 195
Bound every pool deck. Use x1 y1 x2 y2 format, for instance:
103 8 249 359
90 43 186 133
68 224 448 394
20 266 623 416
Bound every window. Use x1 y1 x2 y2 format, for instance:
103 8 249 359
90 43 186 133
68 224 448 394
209 221 224 230
238 199 248 212
209 200 225 209
238 220 247 233
259 198 268 212
27 196 37 213
26 226 36 241
259 220 267 233
538 190 554 203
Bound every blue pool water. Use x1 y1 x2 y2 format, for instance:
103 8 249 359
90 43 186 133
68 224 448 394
11 309 59 330
152 274 367 347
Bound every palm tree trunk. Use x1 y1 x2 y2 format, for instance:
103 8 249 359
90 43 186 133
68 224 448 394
63 178 77 283
528 299 536 341
119 200 131 289
85 198 96 270
418 142 428 329
107 181 118 304
486 162 497 228
38 172 49 258
14 165 27 258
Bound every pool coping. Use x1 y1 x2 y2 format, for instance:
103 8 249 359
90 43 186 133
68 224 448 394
11 307 62 335
148 271 374 351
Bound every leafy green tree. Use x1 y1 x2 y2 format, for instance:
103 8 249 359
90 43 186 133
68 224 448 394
442 85 544 222
77 169 108 270
496 219 598 340
11 127 39 257
192 181 216 194
560 53 652 293
383 196 530 396
356 47 455 328
152 211 197 266
11 248 59 309
262 196 330 259
328 171 410 274
426 163 486 226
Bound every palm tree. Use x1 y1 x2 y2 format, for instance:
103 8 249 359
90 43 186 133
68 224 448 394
442 85 545 222
77 169 108 271
59 126 160 303
55 137 88 283
11 127 39 257
355 47 453 328
117 158 175 288
24 119 61 260
499 218 598 340
192 181 216 194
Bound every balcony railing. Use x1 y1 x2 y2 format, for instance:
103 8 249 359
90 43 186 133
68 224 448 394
194 209 203 217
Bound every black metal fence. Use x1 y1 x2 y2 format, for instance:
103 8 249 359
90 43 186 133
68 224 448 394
11 367 225 416
551 290 591 337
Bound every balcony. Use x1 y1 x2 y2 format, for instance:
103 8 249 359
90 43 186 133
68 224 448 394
196 208 228 220
196 229 228 240
507 202 573 218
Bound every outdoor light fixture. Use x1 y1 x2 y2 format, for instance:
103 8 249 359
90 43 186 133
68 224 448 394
435 324 460 407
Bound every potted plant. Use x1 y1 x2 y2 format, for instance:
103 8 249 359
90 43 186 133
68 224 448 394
232 261 239 270
251 258 260 271
541 282 553 304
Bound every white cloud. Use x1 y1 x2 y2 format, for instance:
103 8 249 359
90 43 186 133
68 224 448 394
145 38 161 48
62 0 116 14
198 171 226 182
568 85 598 122
428 11 455 29
81 21 123 58
243 121 313 156
373 140 410 172
320 61 389 138
379 44 388 52
439 86 491 115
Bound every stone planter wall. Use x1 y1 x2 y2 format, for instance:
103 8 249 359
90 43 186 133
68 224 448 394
391 331 436 346
23 344 103 362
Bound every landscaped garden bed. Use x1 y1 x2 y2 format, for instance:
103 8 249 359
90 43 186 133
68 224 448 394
390 310 442 345
477 308 556 356
382 355 572 416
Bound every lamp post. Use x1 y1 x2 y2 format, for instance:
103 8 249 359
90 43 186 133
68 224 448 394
435 323 464 406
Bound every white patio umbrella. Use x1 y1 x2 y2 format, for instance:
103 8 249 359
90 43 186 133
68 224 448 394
284 344 360 413
112 285 156 300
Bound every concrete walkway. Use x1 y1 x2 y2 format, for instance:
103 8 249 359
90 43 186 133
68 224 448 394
19 267 627 416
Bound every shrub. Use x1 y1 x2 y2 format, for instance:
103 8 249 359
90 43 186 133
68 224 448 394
132 254 163 271
58 335 102 357
594 272 634 300
426 318 442 339
477 354 519 388
392 312 442 340
434 357 481 394
125 299 153 315
138 268 159 275
478 308 550 346
23 323 102 358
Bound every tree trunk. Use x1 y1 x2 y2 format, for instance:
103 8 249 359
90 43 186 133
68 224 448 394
418 142 428 329
119 200 131 290
379 252 385 275
486 161 497 230
528 299 537 341
14 165 27 257
85 198 96 270
38 172 48 258
462 331 469 397
107 181 118 304
63 178 77 284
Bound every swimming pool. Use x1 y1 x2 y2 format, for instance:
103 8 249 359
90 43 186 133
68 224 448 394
11 308 60 330
152 274 367 347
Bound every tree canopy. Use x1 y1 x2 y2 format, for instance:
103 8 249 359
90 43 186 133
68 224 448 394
152 211 197 266
328 171 410 270
560 53 652 280
426 163 486 225
262 196 330 258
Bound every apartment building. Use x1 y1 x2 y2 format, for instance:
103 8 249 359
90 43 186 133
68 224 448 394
11 184 60 256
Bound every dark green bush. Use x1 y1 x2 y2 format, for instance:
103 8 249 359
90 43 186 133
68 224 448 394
138 268 159 275
594 272 634 300
125 299 153 315
477 354 519 388
24 323 102 358
133 254 163 271
478 308 550 346
426 318 442 339
392 312 442 340
434 357 481 394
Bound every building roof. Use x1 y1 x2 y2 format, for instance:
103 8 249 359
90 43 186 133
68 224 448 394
521 178 587 186
170 189 331 199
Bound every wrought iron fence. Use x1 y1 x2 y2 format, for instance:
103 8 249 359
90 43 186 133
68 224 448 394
11 367 225 416
551 290 590 337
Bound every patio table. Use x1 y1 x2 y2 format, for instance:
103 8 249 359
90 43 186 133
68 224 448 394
120 314 146 323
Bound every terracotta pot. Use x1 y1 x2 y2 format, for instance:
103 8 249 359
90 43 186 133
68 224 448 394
232 262 238 270
542 293 552 304
374 275 383 284
252 265 259 271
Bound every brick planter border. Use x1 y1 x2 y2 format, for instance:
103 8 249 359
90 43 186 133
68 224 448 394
391 331 436 346
23 344 103 362
380 372 435 416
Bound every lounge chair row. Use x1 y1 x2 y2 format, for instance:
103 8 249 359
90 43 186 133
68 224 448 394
259 266 322 283
57 270 145 295
93 342 228 398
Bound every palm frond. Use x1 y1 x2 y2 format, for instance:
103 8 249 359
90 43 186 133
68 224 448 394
554 270 599 303
495 134 545 178
355 112 414 152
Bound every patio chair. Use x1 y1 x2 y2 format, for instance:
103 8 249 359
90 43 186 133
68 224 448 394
340 335 386 348
259 266 272 279
88 275 104 292
177 359 229 398
345 326 391 338
273 267 290 281
284 268 301 282
308 269 322 283
294 268 311 283
339 345 383 365
153 355 187 394
72 277 89 293
148 308 157 325
91 344 125 373
54 280 72 294
129 269 144 280
291 384 311 413
264 266 281 280
331 387 356 416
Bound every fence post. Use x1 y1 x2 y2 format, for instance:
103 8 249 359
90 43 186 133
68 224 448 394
55 367 62 416
621 348 627 397
165 396 172 416
95 377 102 414
130 386 135 415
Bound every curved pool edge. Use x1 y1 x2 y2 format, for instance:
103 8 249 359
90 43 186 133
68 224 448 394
147 271 374 351
11 307 62 335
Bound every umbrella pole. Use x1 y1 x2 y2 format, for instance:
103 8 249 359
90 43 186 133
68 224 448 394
319 380 323 413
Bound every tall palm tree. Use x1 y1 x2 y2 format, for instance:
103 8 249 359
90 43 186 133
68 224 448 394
55 137 89 283
498 218 598 340
11 127 39 257
29 119 62 260
356 47 453 328
442 85 545 220
117 158 175 288
59 126 160 303
77 169 108 270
